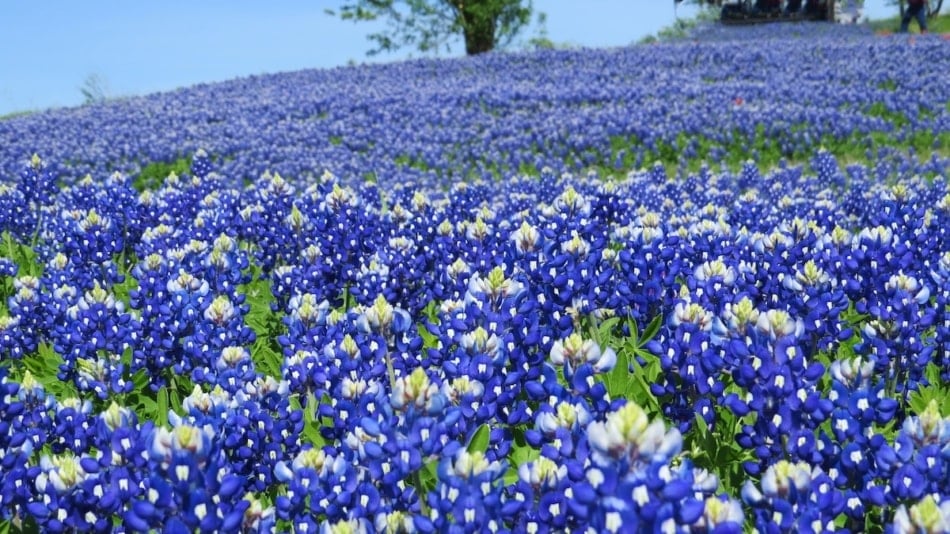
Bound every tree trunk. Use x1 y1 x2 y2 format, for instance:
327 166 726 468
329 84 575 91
458 2 497 54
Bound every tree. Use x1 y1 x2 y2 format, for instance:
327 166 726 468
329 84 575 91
328 0 534 56
79 73 110 105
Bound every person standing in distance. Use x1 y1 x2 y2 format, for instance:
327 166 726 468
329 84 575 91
901 0 929 33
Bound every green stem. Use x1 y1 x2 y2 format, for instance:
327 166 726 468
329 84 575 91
413 469 430 516
385 349 397 393
30 210 43 250
384 332 398 392
4 232 13 260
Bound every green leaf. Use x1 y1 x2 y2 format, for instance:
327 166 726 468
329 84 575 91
131 369 149 390
423 303 441 325
639 313 664 346
137 396 158 420
417 322 441 352
301 392 327 447
417 459 439 494
251 337 284 380
908 363 950 417
625 316 640 343
592 316 621 346
602 345 632 399
467 424 491 454
156 387 169 427
170 388 183 417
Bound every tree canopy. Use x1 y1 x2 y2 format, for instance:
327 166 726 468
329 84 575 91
328 0 534 56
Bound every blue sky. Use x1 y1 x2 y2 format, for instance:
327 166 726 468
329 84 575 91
0 1 895 115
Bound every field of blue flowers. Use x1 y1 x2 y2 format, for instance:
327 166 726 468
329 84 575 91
0 21 949 533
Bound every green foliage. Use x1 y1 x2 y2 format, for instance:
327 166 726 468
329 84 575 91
298 392 330 447
415 459 439 509
1 231 42 280
643 5 721 43
467 423 491 454
15 344 78 401
111 269 139 309
686 408 756 496
1 515 39 534
1 235 28 316
504 426 540 485
328 0 534 56
134 156 191 192
395 153 430 172
0 109 35 122
125 372 195 427
908 363 950 416
240 269 285 380
602 114 949 180
417 323 442 352
589 314 664 416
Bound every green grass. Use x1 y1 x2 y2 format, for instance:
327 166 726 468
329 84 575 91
0 109 35 121
133 156 191 192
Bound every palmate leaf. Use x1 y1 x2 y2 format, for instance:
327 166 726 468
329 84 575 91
908 363 950 416
251 336 284 380
1 231 42 317
416 459 439 498
239 271 286 380
2 231 41 278
596 314 664 417
292 392 329 448
18 343 77 401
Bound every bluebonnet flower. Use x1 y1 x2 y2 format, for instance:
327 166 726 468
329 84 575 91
29 451 110 533
390 367 448 417
693 495 744 533
50 397 95 455
652 296 731 431
878 400 950 507
5 275 43 357
429 448 507 532
779 258 849 353
0 369 34 523
587 401 682 468
2 155 58 240
125 422 249 532
464 265 525 314
548 332 616 382
13 371 57 451
274 446 361 530
891 494 950 534
192 234 251 294
855 271 936 402
51 281 138 398
741 460 842 533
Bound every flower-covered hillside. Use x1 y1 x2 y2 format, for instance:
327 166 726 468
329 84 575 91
0 24 947 187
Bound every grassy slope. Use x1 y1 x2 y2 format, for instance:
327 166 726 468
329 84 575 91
0 110 34 121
